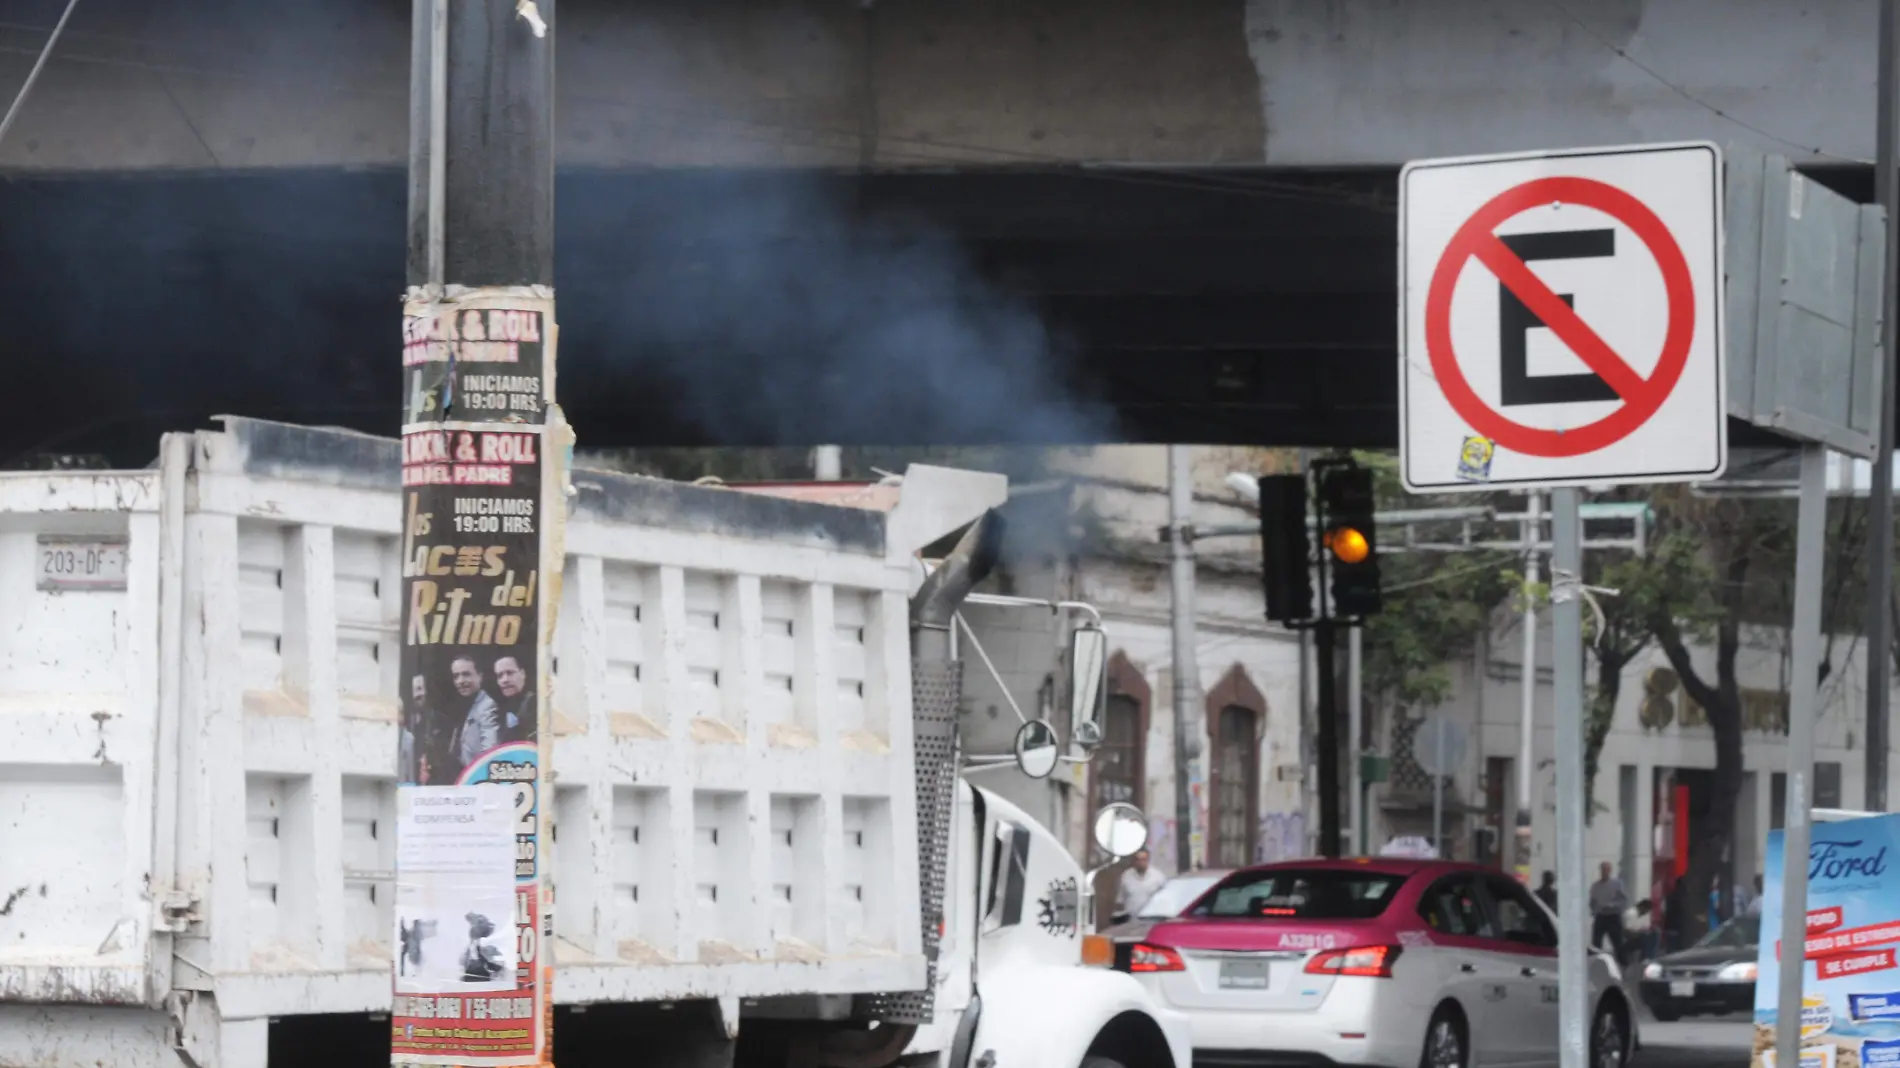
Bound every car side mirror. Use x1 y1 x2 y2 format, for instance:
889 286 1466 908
1069 625 1108 748
1013 718 1060 779
1092 802 1148 859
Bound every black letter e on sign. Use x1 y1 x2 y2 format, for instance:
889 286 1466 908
1498 229 1617 406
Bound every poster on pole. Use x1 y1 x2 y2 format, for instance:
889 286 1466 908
393 288 559 1067
1754 814 1900 1068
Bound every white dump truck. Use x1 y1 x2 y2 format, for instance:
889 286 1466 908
0 417 1189 1068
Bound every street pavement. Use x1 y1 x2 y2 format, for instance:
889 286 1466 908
1633 1011 1751 1068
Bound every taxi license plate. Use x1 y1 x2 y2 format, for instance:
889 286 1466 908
1670 980 1696 998
1220 959 1274 990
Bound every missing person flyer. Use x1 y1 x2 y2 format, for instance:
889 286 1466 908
1755 814 1900 1068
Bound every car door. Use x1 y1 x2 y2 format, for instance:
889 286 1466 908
1481 876 1561 1067
1415 874 1514 1067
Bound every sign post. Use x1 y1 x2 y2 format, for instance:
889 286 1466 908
1400 142 1727 1068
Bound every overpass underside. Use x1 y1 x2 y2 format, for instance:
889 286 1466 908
0 0 1883 462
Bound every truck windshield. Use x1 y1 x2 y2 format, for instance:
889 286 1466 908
1190 869 1405 920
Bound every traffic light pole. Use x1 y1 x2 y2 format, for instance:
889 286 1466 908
1310 458 1342 860
1314 620 1342 858
1245 458 1379 860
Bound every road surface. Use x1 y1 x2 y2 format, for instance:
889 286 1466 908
1634 1012 1751 1068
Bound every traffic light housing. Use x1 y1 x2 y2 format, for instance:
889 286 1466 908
1318 466 1382 616
1257 474 1313 623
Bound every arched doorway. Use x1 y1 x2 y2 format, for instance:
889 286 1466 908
1206 664 1266 869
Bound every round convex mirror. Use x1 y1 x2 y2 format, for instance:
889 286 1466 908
1092 801 1148 859
1013 719 1060 779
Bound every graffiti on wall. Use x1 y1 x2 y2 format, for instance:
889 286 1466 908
1255 812 1306 864
1148 817 1176 871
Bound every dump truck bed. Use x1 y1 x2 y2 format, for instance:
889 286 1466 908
0 417 1003 1028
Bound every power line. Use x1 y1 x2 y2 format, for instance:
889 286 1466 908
0 0 80 153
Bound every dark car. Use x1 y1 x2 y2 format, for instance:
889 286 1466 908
1639 914 1759 1020
1101 870 1229 971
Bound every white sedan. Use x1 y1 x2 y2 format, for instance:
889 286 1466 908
1127 858 1636 1068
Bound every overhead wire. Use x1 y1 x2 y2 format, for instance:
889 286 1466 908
0 0 80 153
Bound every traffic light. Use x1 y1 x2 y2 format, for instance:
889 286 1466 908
1318 466 1382 616
1257 474 1312 623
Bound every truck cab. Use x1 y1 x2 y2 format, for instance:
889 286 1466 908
907 782 1193 1068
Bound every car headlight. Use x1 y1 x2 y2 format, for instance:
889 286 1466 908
1643 962 1664 980
1717 962 1758 982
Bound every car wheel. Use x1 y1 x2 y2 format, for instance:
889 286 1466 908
1421 1008 1467 1068
1592 999 1629 1068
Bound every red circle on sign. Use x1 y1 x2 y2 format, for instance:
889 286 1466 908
1424 175 1697 458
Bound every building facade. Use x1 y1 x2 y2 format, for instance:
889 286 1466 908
954 446 1309 892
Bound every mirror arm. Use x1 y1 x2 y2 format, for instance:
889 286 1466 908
1058 751 1096 765
1080 862 1120 933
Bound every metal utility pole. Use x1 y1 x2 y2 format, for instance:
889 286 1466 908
1552 489 1587 1068
1517 492 1540 884
1867 0 1900 813
1168 446 1203 873
395 2 558 1065
1777 445 1830 1068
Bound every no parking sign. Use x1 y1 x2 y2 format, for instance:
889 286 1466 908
1399 143 1727 491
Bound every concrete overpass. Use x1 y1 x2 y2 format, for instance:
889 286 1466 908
0 0 1882 460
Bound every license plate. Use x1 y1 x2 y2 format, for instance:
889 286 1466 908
1220 959 1274 990
1670 980 1696 998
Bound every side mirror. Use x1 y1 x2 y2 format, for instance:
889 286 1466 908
1013 719 1060 779
1069 625 1108 748
1092 802 1148 860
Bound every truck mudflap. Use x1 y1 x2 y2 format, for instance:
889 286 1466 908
967 964 1192 1068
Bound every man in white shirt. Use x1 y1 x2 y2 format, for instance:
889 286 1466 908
1118 849 1169 919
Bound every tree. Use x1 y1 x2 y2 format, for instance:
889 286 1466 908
1578 550 1653 824
1355 452 1520 730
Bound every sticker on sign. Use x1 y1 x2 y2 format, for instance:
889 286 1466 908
1399 142 1726 492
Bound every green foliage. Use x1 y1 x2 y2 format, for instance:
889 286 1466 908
1351 451 1521 707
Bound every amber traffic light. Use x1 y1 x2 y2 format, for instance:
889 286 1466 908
1325 526 1370 565
1318 467 1382 616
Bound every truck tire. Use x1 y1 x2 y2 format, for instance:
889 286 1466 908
1080 1058 1129 1068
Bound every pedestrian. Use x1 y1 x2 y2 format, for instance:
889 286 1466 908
1535 870 1559 914
1746 874 1763 918
1626 899 1656 963
1117 849 1168 922
1590 861 1630 963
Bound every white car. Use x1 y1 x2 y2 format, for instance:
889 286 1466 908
1126 858 1636 1068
